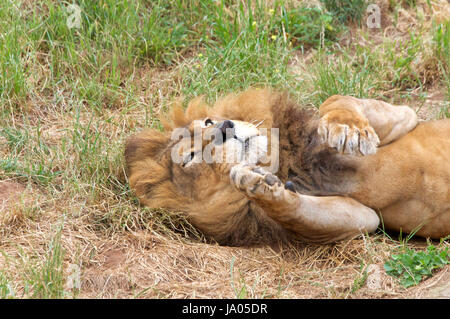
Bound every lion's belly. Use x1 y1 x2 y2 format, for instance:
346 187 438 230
349 120 450 238
379 200 450 239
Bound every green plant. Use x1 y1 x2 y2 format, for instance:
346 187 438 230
0 128 30 152
309 53 375 105
320 0 367 25
350 262 369 293
274 6 341 49
433 21 450 94
439 104 450 119
433 21 450 64
180 0 297 101
384 242 449 288
0 272 15 299
230 256 248 299
384 33 424 89
132 2 189 66
23 228 65 298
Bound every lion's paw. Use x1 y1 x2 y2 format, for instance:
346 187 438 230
230 163 290 201
318 112 380 155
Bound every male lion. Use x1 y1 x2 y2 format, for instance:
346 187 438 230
125 89 450 245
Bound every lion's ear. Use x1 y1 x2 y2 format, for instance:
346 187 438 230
159 106 184 131
185 96 208 121
161 96 210 131
124 136 140 164
125 129 169 167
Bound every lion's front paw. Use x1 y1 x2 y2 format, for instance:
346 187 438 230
318 111 380 155
230 163 288 201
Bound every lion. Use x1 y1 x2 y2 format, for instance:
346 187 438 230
125 88 450 245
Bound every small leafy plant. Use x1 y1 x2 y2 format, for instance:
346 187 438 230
384 242 449 288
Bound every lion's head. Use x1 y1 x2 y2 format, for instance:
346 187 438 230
125 89 320 246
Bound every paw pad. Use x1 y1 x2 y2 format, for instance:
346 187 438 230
264 174 279 186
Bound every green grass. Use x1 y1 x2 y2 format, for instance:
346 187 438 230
308 52 375 105
350 261 369 293
320 0 367 25
433 20 450 100
181 1 294 100
23 229 65 298
1 226 66 299
0 272 15 299
180 0 347 101
0 123 60 186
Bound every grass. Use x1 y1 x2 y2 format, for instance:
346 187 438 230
308 52 375 105
22 227 65 298
320 0 368 24
0 224 66 298
0 0 449 299
0 272 15 299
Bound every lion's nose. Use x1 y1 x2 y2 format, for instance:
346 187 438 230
219 120 234 132
216 120 235 142
219 120 235 134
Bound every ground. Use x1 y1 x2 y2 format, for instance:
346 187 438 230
0 0 448 299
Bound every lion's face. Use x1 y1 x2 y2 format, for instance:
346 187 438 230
171 117 269 174
166 117 270 202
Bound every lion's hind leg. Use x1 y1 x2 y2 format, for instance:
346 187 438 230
230 164 380 243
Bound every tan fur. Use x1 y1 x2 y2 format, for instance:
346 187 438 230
125 89 450 245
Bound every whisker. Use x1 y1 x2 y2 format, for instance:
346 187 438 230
255 120 265 127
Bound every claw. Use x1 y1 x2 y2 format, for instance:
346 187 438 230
345 128 359 155
318 116 380 156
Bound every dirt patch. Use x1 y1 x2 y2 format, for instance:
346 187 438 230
0 181 25 207
0 181 30 225
405 265 450 299
407 87 448 121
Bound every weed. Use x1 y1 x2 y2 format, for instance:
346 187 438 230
180 0 296 100
350 262 369 293
385 33 424 89
274 6 341 50
320 0 367 25
0 272 15 299
0 128 30 152
309 52 375 105
439 104 450 119
433 21 449 63
433 20 450 97
21 227 65 298
230 256 248 299
384 241 449 288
